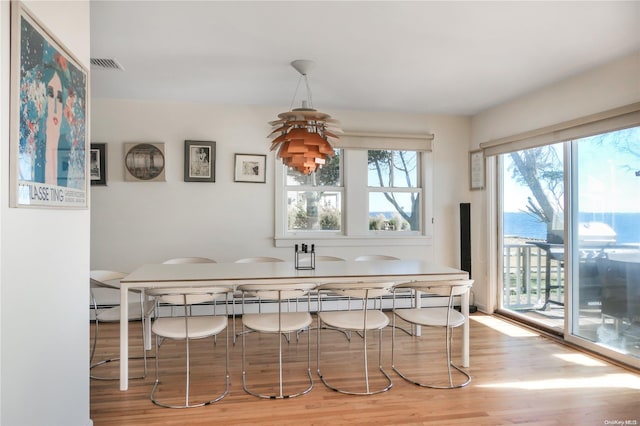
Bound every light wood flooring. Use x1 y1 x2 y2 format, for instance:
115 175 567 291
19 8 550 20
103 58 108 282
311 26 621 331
90 313 640 426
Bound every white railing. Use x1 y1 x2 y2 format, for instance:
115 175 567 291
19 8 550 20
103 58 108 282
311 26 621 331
503 243 564 309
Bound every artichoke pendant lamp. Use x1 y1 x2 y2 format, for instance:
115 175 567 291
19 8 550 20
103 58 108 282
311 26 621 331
268 60 342 175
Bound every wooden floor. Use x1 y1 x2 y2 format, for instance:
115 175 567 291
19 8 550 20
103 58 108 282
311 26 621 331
90 313 640 426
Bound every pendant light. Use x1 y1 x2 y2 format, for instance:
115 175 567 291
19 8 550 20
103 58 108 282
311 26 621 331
268 60 342 175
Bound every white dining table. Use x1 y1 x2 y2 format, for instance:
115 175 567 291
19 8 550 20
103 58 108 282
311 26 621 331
119 259 470 391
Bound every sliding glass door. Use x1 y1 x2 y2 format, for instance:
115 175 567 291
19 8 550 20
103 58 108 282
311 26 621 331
499 143 565 333
569 127 640 361
498 125 640 366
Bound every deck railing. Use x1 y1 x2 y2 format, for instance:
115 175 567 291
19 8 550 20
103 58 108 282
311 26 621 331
503 243 564 309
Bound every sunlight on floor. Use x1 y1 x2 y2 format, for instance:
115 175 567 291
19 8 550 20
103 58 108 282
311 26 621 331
470 315 539 337
478 373 640 390
553 353 608 367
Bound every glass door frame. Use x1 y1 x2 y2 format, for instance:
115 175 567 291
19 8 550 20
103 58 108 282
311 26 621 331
493 139 640 369
564 138 640 369
494 147 566 337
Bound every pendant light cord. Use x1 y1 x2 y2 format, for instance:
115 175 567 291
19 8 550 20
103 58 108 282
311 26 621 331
304 75 314 109
289 74 314 111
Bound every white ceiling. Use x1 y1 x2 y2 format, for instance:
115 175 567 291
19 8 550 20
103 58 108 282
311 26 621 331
90 1 640 116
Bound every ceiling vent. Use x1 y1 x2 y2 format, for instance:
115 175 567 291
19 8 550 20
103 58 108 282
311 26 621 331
90 58 124 71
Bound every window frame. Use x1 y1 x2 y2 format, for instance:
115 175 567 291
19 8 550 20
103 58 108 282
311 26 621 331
283 150 345 235
275 134 434 248
366 149 423 235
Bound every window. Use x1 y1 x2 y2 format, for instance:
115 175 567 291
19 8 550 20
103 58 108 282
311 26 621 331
368 150 421 232
275 132 433 245
285 150 342 232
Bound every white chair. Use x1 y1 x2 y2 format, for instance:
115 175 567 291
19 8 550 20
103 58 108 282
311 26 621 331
232 256 284 341
316 282 395 395
149 287 231 408
294 255 345 340
238 282 316 399
234 256 284 263
160 257 217 317
354 254 400 261
354 255 400 311
392 279 473 389
162 257 216 264
90 270 153 380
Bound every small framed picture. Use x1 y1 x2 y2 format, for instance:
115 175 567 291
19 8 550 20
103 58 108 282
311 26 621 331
124 142 166 182
234 154 266 183
469 149 485 190
184 140 216 182
90 143 107 186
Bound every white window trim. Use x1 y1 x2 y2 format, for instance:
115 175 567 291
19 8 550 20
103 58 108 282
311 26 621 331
283 184 345 238
275 132 434 248
480 102 640 157
367 152 423 236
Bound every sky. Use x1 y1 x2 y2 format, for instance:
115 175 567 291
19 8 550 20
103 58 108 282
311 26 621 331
503 127 640 213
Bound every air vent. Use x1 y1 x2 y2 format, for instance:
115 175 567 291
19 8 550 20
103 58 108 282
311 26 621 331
90 58 124 71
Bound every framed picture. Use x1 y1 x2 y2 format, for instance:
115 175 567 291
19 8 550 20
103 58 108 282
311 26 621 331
234 154 266 183
124 143 166 182
184 140 215 182
90 143 107 186
469 149 485 190
10 2 89 208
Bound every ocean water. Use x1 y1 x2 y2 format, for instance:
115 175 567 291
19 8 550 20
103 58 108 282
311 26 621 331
503 212 546 240
503 212 640 244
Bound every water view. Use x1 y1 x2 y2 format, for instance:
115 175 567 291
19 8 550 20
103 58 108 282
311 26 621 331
501 126 639 363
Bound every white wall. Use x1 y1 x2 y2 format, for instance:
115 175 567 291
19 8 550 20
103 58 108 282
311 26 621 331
472 53 640 144
0 1 91 425
470 52 640 312
90 100 471 274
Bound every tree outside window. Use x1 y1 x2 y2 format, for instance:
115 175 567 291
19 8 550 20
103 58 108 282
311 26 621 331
286 150 342 231
368 150 421 232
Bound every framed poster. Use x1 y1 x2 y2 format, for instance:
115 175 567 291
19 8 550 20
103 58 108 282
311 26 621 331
184 140 215 182
234 154 266 183
10 2 89 208
469 149 485 190
90 143 107 186
124 143 166 182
